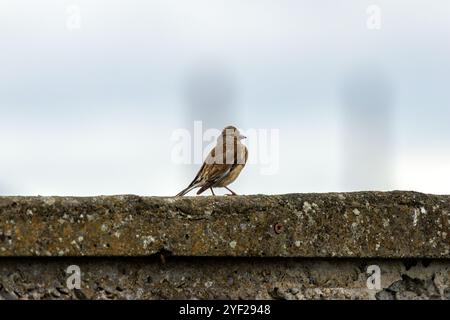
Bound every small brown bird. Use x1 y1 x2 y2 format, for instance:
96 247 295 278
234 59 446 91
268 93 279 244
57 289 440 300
176 125 248 196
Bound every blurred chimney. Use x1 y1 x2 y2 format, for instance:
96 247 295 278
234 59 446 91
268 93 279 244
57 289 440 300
183 61 238 131
340 67 395 191
181 61 239 181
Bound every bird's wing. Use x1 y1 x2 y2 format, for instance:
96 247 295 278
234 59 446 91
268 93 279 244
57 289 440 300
186 145 229 186
195 142 237 194
178 141 243 196
202 144 235 182
196 163 233 195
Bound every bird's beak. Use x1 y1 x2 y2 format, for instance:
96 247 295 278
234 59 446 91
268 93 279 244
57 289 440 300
239 134 247 140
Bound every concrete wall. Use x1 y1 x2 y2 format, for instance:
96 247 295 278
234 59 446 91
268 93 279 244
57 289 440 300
0 192 449 299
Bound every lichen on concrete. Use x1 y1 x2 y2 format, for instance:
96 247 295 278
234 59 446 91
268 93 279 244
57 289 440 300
0 191 449 300
0 191 449 258
0 257 448 300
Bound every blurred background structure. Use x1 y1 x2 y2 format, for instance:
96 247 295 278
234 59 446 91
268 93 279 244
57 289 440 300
0 0 449 196
340 67 394 191
184 61 238 131
182 61 238 180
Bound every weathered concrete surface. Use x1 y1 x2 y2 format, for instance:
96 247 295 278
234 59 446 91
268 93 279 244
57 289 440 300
0 192 449 258
0 258 449 300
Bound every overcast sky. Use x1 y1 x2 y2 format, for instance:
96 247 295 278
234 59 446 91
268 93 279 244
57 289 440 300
1 0 449 196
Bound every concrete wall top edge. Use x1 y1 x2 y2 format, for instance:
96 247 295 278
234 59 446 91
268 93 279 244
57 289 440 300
0 191 449 258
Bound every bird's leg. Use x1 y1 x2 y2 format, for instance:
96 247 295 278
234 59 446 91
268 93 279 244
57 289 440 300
210 188 216 196
225 187 237 196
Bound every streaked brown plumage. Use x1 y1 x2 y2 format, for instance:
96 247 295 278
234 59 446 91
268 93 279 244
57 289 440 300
176 126 248 196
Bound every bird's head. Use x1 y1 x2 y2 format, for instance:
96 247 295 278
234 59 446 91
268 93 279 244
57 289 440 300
221 125 246 140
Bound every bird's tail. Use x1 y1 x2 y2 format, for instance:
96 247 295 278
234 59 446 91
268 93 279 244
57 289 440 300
176 172 203 196
175 185 197 197
196 184 210 195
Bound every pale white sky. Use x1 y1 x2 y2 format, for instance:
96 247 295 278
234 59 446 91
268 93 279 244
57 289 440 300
0 0 449 195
